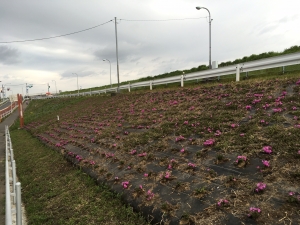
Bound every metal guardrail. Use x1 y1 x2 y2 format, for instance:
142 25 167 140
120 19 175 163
0 102 19 120
32 52 300 99
5 125 23 225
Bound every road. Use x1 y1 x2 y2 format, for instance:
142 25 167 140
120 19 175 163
0 101 14 111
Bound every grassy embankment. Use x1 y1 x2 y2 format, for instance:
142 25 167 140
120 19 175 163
10 98 149 225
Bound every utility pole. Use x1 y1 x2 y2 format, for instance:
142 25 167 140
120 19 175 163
115 17 120 92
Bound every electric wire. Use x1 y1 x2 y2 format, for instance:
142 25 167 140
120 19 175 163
0 20 113 44
119 17 207 22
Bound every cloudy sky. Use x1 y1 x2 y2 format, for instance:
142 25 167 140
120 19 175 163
0 0 299 96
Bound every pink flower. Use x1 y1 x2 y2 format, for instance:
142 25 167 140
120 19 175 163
289 191 295 196
130 149 137 155
292 106 297 110
262 146 272 154
175 135 185 142
180 148 185 153
144 173 148 177
139 185 143 189
235 155 247 163
188 162 196 168
164 172 170 179
203 138 215 146
298 150 300 155
121 181 129 189
146 190 154 200
138 152 147 157
246 105 252 110
231 124 237 128
167 164 172 170
262 160 270 167
255 182 266 192
183 121 188 125
89 160 95 165
240 133 245 136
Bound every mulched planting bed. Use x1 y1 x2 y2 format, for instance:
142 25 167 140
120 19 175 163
24 77 300 224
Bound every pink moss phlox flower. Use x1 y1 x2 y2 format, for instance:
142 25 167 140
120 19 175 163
68 151 74 156
294 116 298 120
248 207 261 218
144 173 148 177
183 121 188 125
146 190 154 200
262 160 270 167
76 155 83 162
175 135 185 142
114 176 119 180
255 182 266 192
105 153 115 158
124 131 129 135
289 191 295 196
273 108 282 113
122 181 129 189
112 143 117 147
296 79 300 85
138 152 147 157
127 166 131 170
164 172 170 179
214 130 222 136
235 155 247 163
217 199 229 207
139 185 143 190
167 164 172 170
262 146 272 154
203 138 215 146
189 106 195 110
298 150 300 155
295 124 300 128
130 149 137 155
292 106 297 110
89 160 95 165
246 105 252 110
240 133 245 136
180 148 185 153
231 124 238 128
188 162 196 168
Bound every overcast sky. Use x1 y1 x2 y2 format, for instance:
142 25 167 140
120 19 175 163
0 0 299 96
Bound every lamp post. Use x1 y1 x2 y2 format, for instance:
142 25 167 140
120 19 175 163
196 6 212 69
52 80 57 94
72 73 79 96
115 17 120 92
103 59 112 88
3 83 11 99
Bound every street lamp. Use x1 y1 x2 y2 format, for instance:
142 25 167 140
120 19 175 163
52 80 57 94
103 59 112 88
196 6 212 69
2 83 11 99
72 73 79 96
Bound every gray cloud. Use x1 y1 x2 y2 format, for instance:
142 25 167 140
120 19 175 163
0 46 20 65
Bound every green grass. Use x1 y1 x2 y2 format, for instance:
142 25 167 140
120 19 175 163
11 129 149 225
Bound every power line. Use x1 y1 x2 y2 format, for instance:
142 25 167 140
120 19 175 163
119 17 207 22
0 20 113 44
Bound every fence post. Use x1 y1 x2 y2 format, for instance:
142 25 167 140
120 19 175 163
181 75 184 87
12 160 17 204
128 82 131 92
282 66 285 74
150 81 152 90
16 182 22 225
236 64 240 82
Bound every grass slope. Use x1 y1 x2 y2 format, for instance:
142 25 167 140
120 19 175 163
11 72 300 224
11 129 148 225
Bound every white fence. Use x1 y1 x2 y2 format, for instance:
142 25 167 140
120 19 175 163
33 52 300 99
5 125 23 225
0 102 19 120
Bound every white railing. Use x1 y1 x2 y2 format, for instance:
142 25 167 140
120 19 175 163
5 125 23 225
32 52 300 99
0 102 19 120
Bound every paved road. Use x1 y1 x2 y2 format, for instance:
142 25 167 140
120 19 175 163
0 102 28 224
0 101 12 110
